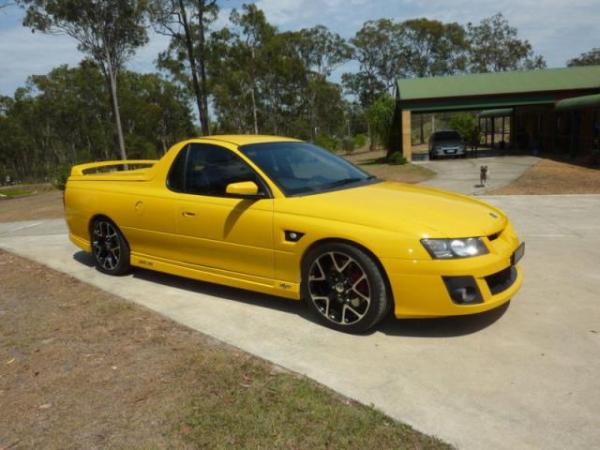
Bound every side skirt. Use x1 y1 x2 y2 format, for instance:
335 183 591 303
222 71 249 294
130 252 301 300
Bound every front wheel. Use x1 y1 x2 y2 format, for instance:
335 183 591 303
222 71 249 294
91 218 131 275
302 243 391 333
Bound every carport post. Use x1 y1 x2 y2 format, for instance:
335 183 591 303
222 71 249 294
401 109 412 161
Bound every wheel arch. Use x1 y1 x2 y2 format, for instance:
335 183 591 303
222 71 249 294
88 214 131 249
300 237 395 310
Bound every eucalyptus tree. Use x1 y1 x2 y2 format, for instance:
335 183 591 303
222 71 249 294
466 13 546 73
342 19 407 108
292 25 351 139
0 63 194 181
150 0 217 134
401 18 469 143
17 0 150 160
229 3 275 134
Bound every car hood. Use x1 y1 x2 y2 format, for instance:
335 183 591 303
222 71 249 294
276 181 507 238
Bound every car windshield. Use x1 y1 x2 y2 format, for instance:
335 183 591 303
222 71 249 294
239 141 376 196
434 131 461 141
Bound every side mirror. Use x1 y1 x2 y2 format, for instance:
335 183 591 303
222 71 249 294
225 181 263 198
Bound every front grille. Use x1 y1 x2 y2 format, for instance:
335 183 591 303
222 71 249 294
485 266 517 295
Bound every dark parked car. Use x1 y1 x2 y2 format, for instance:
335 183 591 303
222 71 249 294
429 130 466 159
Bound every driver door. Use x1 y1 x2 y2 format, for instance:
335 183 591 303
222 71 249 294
170 143 274 281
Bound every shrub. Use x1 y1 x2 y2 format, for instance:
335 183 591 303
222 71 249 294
366 95 395 150
353 133 367 149
314 134 339 152
49 165 71 191
341 136 355 153
386 152 407 165
449 113 480 145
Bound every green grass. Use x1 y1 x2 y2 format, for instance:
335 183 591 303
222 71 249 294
0 188 34 197
180 358 452 450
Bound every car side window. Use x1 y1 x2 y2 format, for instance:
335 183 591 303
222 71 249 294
183 143 264 197
167 145 188 192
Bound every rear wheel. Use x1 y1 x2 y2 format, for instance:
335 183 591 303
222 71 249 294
302 243 390 333
91 218 131 275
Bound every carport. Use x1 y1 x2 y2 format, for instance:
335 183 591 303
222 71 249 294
393 66 600 160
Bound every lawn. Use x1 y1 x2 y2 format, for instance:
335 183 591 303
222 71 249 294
489 158 600 195
0 188 35 197
0 250 451 449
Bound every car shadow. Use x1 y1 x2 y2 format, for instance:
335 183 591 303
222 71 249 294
376 302 510 338
73 250 509 338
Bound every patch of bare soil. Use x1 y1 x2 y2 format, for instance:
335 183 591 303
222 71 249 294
489 159 600 195
0 250 449 450
0 191 64 223
344 150 435 183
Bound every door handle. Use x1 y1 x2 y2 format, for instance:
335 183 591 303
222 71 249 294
181 211 196 217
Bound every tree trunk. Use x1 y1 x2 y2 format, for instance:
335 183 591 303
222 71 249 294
105 54 127 160
250 84 259 134
196 0 211 135
179 0 206 132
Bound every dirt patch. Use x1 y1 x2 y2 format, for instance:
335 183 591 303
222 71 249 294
0 191 64 223
344 150 435 183
0 250 450 450
489 158 600 195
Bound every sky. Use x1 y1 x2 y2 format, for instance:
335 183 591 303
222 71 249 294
0 0 599 96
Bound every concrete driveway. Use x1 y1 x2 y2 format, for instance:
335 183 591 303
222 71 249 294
1 194 599 450
417 155 539 194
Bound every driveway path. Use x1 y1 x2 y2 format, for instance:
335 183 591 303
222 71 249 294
1 195 599 450
417 155 539 194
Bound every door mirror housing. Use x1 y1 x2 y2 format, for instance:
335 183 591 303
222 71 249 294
226 181 263 198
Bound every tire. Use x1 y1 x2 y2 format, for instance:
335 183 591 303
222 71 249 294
91 218 131 275
302 242 391 333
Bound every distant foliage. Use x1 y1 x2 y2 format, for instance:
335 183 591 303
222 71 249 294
466 13 546 72
314 135 339 152
366 95 395 150
386 152 407 165
567 48 600 67
0 62 194 182
353 134 368 149
341 137 355 153
449 113 480 144
49 165 71 191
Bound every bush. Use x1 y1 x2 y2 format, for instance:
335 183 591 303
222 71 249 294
314 134 339 152
49 165 71 191
366 95 395 150
386 152 407 165
353 133 367 149
341 136 355 153
449 113 480 145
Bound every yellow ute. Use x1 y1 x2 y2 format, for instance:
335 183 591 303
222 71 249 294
65 135 524 332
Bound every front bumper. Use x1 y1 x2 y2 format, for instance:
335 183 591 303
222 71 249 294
432 146 465 156
382 230 524 318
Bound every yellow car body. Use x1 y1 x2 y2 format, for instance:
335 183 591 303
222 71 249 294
65 135 523 325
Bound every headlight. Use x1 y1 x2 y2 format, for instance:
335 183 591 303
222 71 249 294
421 237 488 259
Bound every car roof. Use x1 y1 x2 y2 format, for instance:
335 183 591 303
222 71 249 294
190 134 302 146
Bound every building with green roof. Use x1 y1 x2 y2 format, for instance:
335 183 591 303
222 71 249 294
393 66 600 160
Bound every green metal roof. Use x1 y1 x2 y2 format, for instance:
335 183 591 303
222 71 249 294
397 66 600 102
479 108 513 118
555 93 600 111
